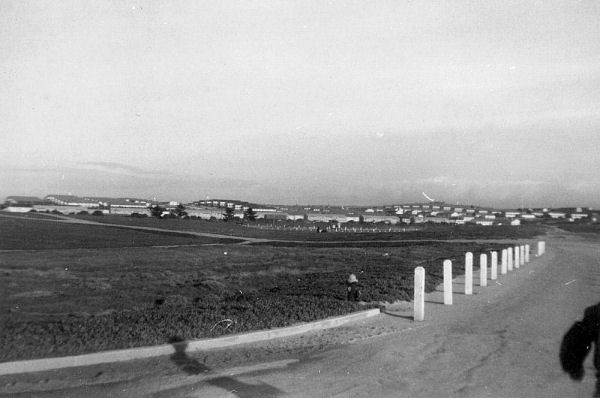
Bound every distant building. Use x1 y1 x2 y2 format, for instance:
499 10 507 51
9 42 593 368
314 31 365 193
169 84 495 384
424 216 449 224
570 213 588 220
45 195 100 207
520 214 537 221
504 211 521 218
548 212 566 219
363 215 400 224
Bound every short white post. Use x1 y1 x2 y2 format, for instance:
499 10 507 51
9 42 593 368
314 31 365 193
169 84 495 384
525 244 530 263
443 260 453 305
491 251 498 280
414 267 425 321
520 245 525 266
542 241 546 254
514 246 520 269
507 247 513 271
501 249 508 275
480 253 488 287
537 241 545 256
465 252 473 295
542 241 546 255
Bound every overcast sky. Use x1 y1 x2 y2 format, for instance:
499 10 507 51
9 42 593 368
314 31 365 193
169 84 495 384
1 1 599 207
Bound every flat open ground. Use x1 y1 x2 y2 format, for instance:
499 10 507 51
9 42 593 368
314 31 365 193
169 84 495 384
0 228 597 397
0 212 540 362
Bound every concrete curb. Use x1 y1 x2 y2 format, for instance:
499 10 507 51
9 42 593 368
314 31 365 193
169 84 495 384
0 308 380 376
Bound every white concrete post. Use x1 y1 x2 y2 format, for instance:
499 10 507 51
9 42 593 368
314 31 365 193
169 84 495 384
543 241 546 255
414 267 425 321
507 247 513 271
537 241 545 256
541 241 546 255
443 260 453 305
465 252 473 295
480 253 488 287
525 244 530 263
501 249 508 275
491 251 498 280
520 245 525 266
514 246 520 269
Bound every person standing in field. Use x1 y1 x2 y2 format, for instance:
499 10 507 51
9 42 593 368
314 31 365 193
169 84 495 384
560 301 600 397
346 274 360 302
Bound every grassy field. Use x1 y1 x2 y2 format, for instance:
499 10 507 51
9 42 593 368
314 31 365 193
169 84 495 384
70 214 546 242
0 213 544 362
557 223 600 234
0 214 241 250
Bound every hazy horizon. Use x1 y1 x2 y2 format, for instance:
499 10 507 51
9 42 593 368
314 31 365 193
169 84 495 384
2 1 600 208
1 190 595 211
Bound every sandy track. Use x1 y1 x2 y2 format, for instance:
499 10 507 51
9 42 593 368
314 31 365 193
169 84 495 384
1 230 598 397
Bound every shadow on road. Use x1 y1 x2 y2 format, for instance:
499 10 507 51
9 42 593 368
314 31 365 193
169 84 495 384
166 337 285 398
169 339 211 375
381 308 414 320
206 376 284 398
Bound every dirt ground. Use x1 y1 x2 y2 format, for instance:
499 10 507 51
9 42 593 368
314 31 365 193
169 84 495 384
1 229 599 397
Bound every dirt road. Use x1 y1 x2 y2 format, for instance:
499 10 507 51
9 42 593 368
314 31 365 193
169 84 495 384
1 230 599 397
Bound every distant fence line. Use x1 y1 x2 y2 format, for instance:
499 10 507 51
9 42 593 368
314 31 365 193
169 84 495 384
244 224 415 233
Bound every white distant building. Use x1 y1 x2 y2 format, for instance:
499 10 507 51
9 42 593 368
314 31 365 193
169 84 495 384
548 212 566 219
570 213 588 220
363 215 400 224
505 211 521 218
110 207 151 216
